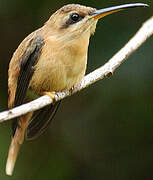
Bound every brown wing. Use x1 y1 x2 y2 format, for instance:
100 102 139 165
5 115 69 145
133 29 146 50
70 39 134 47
14 36 43 106
8 34 44 136
8 31 43 108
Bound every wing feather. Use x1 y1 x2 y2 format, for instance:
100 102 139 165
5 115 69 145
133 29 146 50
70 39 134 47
10 36 44 136
26 101 61 140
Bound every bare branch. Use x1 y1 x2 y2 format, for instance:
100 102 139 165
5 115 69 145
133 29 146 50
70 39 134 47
0 16 153 123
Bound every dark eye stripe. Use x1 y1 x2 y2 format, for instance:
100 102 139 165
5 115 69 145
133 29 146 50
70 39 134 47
61 13 84 29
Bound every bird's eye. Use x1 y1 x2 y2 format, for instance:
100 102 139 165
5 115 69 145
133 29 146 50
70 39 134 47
70 13 80 22
61 12 83 29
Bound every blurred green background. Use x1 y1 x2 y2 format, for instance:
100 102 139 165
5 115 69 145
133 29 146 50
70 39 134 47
0 0 153 179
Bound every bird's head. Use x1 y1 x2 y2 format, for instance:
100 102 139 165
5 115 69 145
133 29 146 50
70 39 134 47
45 3 148 41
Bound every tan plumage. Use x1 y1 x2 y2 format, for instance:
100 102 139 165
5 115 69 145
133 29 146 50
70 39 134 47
6 3 148 176
7 4 97 176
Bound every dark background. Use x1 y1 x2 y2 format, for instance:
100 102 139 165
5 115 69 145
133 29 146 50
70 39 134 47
0 0 153 179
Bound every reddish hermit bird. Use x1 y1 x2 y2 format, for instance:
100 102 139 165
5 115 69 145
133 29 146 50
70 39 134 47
6 3 148 175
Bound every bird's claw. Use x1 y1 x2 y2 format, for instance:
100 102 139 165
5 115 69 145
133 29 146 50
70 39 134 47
42 91 56 99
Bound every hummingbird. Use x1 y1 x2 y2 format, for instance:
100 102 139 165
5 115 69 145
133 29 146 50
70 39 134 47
6 3 148 176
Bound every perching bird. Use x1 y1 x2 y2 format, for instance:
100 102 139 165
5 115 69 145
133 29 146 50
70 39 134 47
6 3 148 176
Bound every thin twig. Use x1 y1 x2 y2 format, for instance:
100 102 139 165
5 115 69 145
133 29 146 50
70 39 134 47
0 16 153 122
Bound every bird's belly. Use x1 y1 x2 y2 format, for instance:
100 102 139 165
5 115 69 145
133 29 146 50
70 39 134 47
30 56 86 94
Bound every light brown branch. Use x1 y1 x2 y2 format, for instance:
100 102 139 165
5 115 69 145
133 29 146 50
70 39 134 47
0 16 153 122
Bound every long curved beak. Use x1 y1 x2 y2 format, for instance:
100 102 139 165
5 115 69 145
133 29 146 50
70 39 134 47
91 3 149 20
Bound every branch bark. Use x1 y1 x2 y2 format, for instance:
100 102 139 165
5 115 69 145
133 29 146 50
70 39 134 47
0 16 153 123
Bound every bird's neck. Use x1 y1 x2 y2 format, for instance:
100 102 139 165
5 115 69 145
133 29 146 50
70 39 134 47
48 30 91 59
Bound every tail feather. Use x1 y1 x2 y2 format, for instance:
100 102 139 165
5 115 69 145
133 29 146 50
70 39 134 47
6 101 60 175
6 135 21 176
6 113 32 176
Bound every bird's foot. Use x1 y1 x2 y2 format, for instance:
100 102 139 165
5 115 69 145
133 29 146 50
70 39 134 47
42 91 56 99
